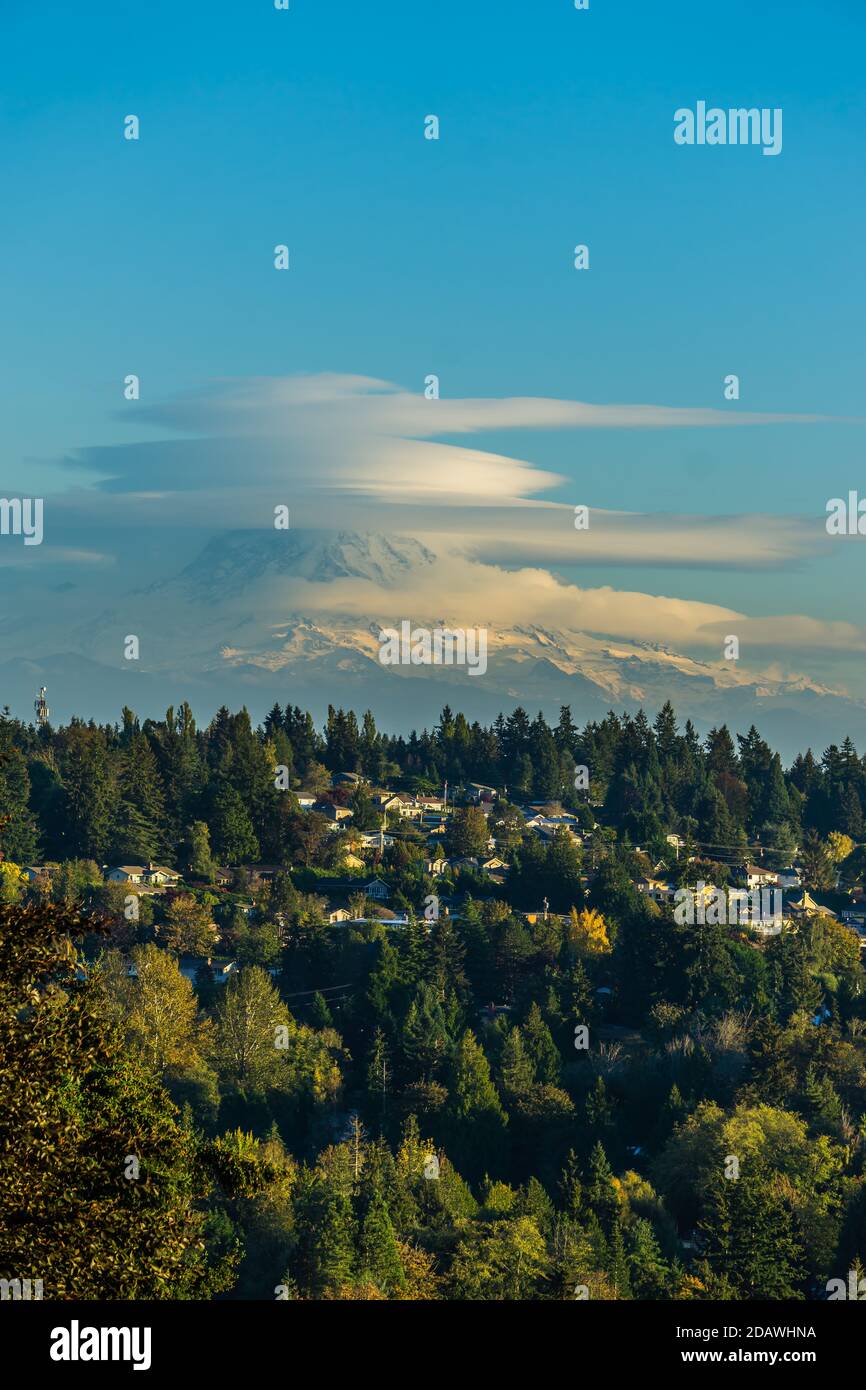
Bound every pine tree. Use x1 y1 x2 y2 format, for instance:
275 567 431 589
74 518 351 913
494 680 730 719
586 1141 619 1232
209 782 260 864
523 1001 562 1085
699 1162 804 1300
558 1149 583 1219
314 1186 356 1294
58 724 116 860
500 1026 536 1096
358 1196 405 1293
366 1027 391 1128
310 991 334 1029
117 733 167 855
628 1217 670 1298
608 1218 632 1299
401 981 452 1082
109 799 161 865
0 730 39 863
585 1075 614 1133
186 820 217 880
446 1030 508 1181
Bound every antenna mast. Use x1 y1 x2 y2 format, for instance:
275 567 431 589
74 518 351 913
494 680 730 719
34 686 49 727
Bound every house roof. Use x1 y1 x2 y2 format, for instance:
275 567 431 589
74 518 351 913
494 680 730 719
785 890 836 916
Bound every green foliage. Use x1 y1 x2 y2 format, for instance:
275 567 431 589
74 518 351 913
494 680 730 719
0 900 241 1298
4 699 866 1302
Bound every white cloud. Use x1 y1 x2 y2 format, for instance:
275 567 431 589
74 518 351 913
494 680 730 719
46 372 840 570
22 372 863 676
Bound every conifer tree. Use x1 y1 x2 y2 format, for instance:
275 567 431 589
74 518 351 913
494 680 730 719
358 1195 406 1294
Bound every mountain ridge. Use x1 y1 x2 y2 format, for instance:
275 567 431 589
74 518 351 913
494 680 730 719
3 529 863 759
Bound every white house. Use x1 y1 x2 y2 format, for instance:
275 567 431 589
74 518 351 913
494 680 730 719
143 864 182 886
359 831 394 850
178 956 238 985
107 865 147 884
736 863 780 891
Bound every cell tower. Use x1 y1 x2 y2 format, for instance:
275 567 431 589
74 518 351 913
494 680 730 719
34 686 49 727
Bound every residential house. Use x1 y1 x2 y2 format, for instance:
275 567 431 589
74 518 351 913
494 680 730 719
355 906 407 924
359 830 394 851
21 865 53 886
178 956 238 986
325 902 353 924
784 890 837 920
238 865 284 888
142 863 182 887
841 910 866 950
535 822 582 845
107 865 147 884
481 856 509 876
467 782 498 803
734 863 781 891
635 876 675 903
364 878 390 901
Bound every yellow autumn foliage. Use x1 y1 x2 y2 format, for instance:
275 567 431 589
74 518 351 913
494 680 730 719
567 906 612 955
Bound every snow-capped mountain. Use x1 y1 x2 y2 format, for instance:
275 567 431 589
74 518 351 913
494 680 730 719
4 529 866 759
157 530 437 601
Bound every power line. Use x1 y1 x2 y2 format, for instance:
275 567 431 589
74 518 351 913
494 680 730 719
281 982 354 999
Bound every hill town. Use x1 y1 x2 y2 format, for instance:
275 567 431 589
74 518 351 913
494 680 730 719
3 694 866 1300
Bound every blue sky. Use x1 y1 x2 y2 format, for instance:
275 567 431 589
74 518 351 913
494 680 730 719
2 0 866 700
